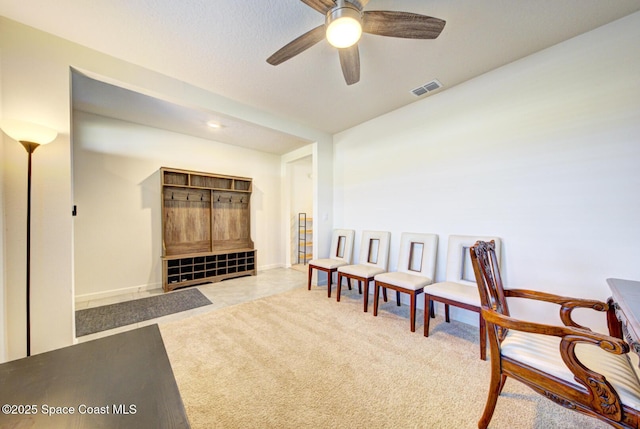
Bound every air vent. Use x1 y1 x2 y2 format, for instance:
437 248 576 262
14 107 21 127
411 87 428 96
411 79 442 97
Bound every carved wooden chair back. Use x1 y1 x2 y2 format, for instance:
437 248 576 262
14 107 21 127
471 240 508 334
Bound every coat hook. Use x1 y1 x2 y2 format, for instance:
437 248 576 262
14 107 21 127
229 196 232 203
171 192 174 200
217 195 220 202
200 194 203 201
187 193 190 201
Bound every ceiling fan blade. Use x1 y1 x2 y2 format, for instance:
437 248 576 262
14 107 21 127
362 11 446 39
267 25 326 66
301 0 335 14
338 45 360 85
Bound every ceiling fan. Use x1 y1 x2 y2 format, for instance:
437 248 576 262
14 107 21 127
267 0 446 85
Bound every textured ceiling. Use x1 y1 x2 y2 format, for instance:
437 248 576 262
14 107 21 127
2 0 640 154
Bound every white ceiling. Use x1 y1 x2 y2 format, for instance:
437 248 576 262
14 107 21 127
71 72 313 155
2 0 640 154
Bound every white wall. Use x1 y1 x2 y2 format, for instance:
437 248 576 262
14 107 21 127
334 12 640 329
289 156 313 218
73 111 283 298
313 136 334 264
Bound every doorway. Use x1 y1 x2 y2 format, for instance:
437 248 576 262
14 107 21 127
287 155 313 272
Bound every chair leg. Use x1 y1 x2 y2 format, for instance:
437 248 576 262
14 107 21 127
327 271 333 298
424 295 431 337
307 265 313 291
478 367 506 429
410 292 416 332
430 300 435 318
445 304 450 323
382 287 388 302
396 290 401 306
337 273 343 302
373 282 380 316
347 278 352 291
357 280 362 294
363 279 370 313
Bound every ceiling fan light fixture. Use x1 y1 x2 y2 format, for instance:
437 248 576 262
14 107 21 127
326 3 362 49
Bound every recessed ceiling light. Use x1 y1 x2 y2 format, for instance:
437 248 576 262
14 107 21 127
207 121 222 129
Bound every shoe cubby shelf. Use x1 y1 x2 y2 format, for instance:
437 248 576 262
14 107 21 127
164 249 257 289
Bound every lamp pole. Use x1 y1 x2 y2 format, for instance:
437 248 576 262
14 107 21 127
1 119 57 358
21 141 40 357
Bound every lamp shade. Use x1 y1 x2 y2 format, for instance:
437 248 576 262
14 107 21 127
326 5 362 49
0 119 58 145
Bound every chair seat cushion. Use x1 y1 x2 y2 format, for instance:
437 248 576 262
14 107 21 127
338 264 385 279
309 259 348 270
374 272 433 291
424 282 480 307
502 330 640 409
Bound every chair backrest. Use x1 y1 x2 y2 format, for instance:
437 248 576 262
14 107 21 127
329 229 355 264
445 235 501 287
469 240 509 317
357 230 391 270
396 232 438 281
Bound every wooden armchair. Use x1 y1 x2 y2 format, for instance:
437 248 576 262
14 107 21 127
470 240 640 429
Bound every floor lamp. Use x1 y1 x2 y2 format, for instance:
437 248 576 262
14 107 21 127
0 119 57 357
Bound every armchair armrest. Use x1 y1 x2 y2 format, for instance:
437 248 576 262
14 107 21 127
482 308 628 354
504 289 610 331
482 308 630 420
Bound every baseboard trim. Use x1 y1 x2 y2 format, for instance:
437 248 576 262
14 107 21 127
76 265 285 304
75 282 162 304
258 263 283 271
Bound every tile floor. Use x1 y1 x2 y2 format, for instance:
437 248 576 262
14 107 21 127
75 266 309 343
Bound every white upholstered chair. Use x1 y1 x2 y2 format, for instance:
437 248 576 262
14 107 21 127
373 232 438 332
307 229 355 298
337 230 391 312
424 234 501 360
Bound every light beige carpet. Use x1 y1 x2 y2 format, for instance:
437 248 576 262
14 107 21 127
160 286 609 429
